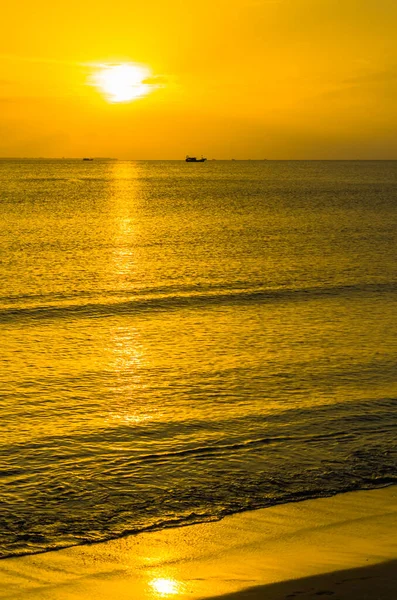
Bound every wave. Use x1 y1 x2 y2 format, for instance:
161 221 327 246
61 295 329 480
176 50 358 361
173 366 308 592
1 395 396 560
2 396 396 464
1 281 396 324
1 478 396 561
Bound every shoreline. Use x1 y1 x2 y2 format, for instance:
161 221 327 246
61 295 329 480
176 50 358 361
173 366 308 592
1 485 396 599
1 482 394 563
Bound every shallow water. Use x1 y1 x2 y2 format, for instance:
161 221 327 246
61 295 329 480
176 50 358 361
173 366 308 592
1 160 396 558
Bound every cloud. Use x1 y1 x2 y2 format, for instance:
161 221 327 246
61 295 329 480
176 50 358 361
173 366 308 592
307 65 397 103
142 75 168 86
0 53 85 67
342 66 397 86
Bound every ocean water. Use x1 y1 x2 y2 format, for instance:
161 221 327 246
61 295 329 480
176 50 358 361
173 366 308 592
0 159 396 559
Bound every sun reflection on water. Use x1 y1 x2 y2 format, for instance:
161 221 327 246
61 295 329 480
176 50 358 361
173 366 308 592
107 160 142 283
104 162 151 427
150 578 181 596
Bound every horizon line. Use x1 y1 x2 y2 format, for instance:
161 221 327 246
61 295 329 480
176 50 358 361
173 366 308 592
1 157 397 161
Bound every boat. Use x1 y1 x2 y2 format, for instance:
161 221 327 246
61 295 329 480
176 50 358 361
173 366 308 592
185 155 207 162
83 158 94 161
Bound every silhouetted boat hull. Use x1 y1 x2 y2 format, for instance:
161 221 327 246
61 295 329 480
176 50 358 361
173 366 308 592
186 156 207 162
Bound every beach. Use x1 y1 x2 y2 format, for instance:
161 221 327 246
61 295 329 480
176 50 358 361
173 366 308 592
1 486 396 599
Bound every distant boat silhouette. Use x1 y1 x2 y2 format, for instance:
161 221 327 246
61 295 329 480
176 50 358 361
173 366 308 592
83 158 93 161
186 155 207 162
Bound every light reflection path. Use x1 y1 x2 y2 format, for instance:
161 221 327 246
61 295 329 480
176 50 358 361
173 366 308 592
108 160 141 284
150 577 182 596
104 161 149 427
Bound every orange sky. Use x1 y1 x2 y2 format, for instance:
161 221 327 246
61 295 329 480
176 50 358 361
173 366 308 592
1 0 397 158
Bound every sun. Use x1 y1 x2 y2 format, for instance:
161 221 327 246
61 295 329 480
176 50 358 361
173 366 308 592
92 63 151 103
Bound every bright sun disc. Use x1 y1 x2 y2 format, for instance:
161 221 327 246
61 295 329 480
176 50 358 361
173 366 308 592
93 63 151 103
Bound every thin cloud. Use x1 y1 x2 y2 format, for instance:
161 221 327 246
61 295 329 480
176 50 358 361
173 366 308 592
343 67 397 86
142 75 168 85
0 53 80 66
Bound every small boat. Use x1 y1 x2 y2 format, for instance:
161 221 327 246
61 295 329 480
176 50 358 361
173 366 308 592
83 158 94 161
186 155 207 162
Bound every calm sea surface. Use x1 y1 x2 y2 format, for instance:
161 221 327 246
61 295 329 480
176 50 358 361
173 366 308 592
1 160 396 559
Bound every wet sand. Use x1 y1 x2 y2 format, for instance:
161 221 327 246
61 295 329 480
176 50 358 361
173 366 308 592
0 486 396 599
207 560 397 599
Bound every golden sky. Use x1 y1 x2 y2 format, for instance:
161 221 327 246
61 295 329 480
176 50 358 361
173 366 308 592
1 0 396 158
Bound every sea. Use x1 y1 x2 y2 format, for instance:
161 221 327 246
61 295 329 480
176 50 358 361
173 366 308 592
1 159 396 559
